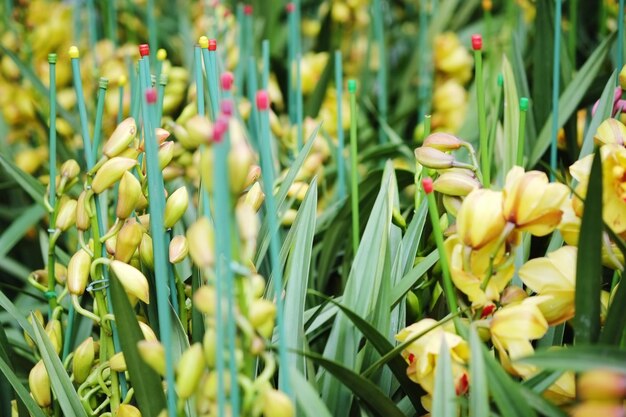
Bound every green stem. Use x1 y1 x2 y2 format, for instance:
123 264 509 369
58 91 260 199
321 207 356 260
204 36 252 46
550 0 562 181
517 98 528 167
194 46 206 116
117 83 124 124
262 39 270 90
70 53 94 168
475 47 489 186
348 80 360 254
335 50 346 200
92 78 108 158
234 4 245 96
47 54 59 318
617 0 625 73
247 56 260 152
487 74 503 170
157 74 167 124
373 0 387 144
107 0 117 47
296 54 303 152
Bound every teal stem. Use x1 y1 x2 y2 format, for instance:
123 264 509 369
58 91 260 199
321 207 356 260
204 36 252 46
417 0 431 123
517 98 529 167
475 48 489 186
234 4 245 96
146 0 157 63
287 5 296 123
48 54 58 212
117 84 124 124
247 56 260 152
335 50 346 200
86 0 97 65
617 0 625 73
257 96 291 397
157 74 167 124
130 61 140 123
296 54 303 152
92 78 108 158
423 114 431 138
262 39 270 90
488 74 503 168
70 55 94 169
550 0 562 181
208 48 220 120
373 0 387 144
139 57 177 417
107 0 117 47
348 80 360 254
195 46 206 116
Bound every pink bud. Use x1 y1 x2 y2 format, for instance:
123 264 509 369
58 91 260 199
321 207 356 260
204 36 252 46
213 117 229 142
471 34 482 51
256 90 270 111
244 4 253 15
208 39 217 51
146 88 157 104
221 100 233 116
139 44 150 57
286 3 295 12
221 72 234 91
422 178 434 194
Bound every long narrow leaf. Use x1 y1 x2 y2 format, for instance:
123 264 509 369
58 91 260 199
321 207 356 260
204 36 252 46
0 355 47 417
0 154 46 206
291 369 333 417
432 337 457 417
469 326 488 417
578 72 617 158
0 205 46 259
518 345 626 372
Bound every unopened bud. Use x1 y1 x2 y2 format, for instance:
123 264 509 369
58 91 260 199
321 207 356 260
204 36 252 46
193 285 216 315
176 343 205 399
287 182 309 201
423 132 465 151
72 337 95 384
186 217 215 268
91 157 138 194
184 115 212 149
163 186 189 229
60 159 80 180
169 235 188 264
236 203 259 262
68 248 92 296
578 370 626 401
103 118 137 158
619 65 626 90
138 321 158 341
158 141 175 169
392 207 406 231
137 340 166 376
45 319 62 355
249 274 266 299
115 221 143 263
25 311 44 349
249 299 276 338
281 209 297 226
109 352 127 372
244 182 265 212
110 260 150 304
116 171 142 219
139 233 154 269
500 286 528 305
244 165 261 189
263 389 295 417
203 328 216 367
56 198 77 231
442 194 462 217
229 142 255 194
29 360 51 408
105 235 117 256
433 171 481 196
569 402 626 417
76 190 91 231
414 147 455 169
116 404 142 417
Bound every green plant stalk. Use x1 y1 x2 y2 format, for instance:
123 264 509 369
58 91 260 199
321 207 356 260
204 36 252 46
234 4 245 96
551 0 563 181
70 55 94 168
335 50 346 200
106 0 117 47
517 98 528 167
373 0 387 144
157 74 166 123
247 56 260 151
488 74 503 168
117 83 124 124
146 0 157 63
262 39 270 89
129 58 140 122
257 100 291 397
92 78 108 158
617 0 625 73
46 53 59 315
417 0 431 123
568 0 577 66
287 5 296 123
348 80 360 254
424 181 462 335
139 57 177 417
194 46 206 116
3 0 11 28
296 54 303 151
208 48 220 120
414 115 430 211
475 48 489 186
213 116 241 417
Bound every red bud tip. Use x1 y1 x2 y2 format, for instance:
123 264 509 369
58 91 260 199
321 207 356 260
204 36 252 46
220 100 233 116
208 39 217 51
243 4 253 15
481 304 496 318
256 90 270 110
471 34 483 51
221 72 234 90
213 117 229 142
422 178 434 194
146 88 157 104
139 44 150 57
286 3 295 13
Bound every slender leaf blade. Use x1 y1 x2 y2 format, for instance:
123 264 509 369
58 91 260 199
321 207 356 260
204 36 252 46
518 345 626 372
432 337 457 417
469 326 488 417
0 355 47 417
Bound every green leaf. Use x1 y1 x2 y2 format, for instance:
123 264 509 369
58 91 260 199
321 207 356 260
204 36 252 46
500 55 520 179
0 290 35 340
391 249 438 308
469 326 488 417
578 71 617 159
517 345 626 373
519 385 567 417
31 316 88 417
432 337 457 417
109 273 167 417
529 34 615 167
291 369 333 417
284 179 317 373
0 153 46 206
574 151 603 344
0 205 46 259
0 354 47 417
301 351 405 417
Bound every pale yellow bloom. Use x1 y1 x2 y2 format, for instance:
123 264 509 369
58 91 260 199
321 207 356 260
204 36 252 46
456 189 506 249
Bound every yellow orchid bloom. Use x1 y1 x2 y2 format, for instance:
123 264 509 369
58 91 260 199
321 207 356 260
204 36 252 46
456 189 506 249
518 246 576 326
502 166 569 236
395 319 469 396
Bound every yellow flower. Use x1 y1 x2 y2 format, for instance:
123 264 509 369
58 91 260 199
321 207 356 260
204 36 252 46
518 246 576 325
502 166 569 236
445 234 515 307
456 189 506 249
490 297 548 377
395 319 469 396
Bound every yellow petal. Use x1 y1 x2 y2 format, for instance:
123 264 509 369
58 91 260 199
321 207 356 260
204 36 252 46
491 302 548 341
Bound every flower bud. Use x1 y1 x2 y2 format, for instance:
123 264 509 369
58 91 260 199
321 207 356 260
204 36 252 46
92 157 138 194
433 171 481 196
163 186 189 229
45 319 63 355
594 118 626 146
56 198 77 231
414 147 456 169
25 311 44 349
569 402 626 417
281 209 297 226
109 352 127 372
138 321 158 341
456 189 506 249
116 171 142 219
103 117 137 158
115 221 143 263
203 328 216 367
29 360 51 408
229 142 255 194
249 299 276 339
200 146 214 193
169 235 188 264
287 182 309 201
619 65 626 90
110 260 150 304
193 285 216 315
72 337 95 384
60 159 80 180
105 235 117 256
68 248 92 296
423 132 465 151
244 182 265 212
237 203 259 262
158 141 175 170
249 274 266 299
442 194 462 217
184 115 212 149
116 404 142 417
186 217 215 268
244 165 261 189
176 343 205 399
76 190 91 231
500 286 528 305
262 389 295 417
578 370 626 401
137 340 166 376
139 233 154 269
